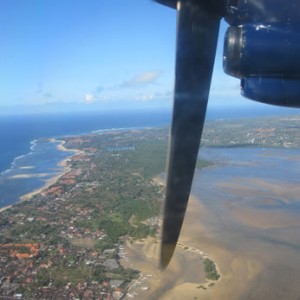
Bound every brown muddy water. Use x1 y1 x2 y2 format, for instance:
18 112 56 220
190 147 300 300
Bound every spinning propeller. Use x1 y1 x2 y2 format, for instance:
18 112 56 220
154 0 300 269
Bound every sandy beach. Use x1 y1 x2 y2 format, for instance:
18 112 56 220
0 205 12 213
0 139 83 209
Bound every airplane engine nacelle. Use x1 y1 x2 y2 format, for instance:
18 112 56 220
223 0 300 108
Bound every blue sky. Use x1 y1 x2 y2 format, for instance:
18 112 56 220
0 0 263 115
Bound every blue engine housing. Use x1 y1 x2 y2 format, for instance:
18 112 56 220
223 0 300 107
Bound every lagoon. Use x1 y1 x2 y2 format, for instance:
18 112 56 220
190 147 300 299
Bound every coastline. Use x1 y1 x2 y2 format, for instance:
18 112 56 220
121 195 221 300
121 163 285 300
139 186 260 300
0 133 226 299
121 176 222 300
0 138 83 211
0 134 224 299
0 205 12 213
20 138 83 202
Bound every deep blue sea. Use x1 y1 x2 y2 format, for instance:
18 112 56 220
0 110 172 174
0 107 299 209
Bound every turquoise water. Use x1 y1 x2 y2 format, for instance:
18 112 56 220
0 139 75 208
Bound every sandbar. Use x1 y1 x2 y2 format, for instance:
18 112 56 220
19 166 35 170
8 173 50 179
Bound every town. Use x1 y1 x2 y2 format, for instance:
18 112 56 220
0 128 168 299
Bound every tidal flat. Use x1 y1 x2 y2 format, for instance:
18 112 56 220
187 147 300 300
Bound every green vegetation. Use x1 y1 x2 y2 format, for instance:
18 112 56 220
0 127 217 298
0 128 172 298
108 267 140 282
10 221 59 237
204 258 220 281
126 138 168 178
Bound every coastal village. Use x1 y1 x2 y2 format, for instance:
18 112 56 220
0 116 300 299
0 128 167 299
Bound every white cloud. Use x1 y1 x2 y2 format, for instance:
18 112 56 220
121 70 163 88
135 93 155 102
134 90 173 102
84 93 95 103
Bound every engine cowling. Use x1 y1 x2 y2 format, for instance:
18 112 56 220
223 0 300 107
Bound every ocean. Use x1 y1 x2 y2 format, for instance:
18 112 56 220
0 106 299 209
0 109 173 208
0 110 172 174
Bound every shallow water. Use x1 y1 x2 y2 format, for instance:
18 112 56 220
192 147 300 299
0 139 74 208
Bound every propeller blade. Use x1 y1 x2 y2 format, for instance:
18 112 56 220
160 1 221 269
